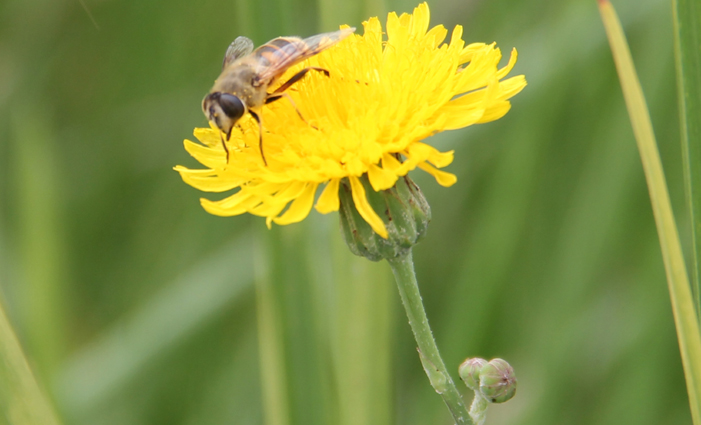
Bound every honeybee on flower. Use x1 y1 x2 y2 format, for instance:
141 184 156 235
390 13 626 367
203 28 355 165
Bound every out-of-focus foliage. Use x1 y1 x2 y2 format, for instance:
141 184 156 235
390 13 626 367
0 0 690 423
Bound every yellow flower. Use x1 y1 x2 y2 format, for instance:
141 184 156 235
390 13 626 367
175 3 526 238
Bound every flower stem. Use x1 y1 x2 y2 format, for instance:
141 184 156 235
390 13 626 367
387 251 472 424
468 393 488 425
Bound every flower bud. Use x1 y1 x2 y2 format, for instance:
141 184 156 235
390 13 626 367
458 357 488 391
339 174 431 261
479 358 517 403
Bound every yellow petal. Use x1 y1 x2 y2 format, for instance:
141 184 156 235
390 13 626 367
249 200 289 218
367 163 399 191
315 178 341 213
381 153 405 175
496 48 518 80
454 45 501 93
458 42 490 65
427 148 454 168
201 191 258 216
362 16 383 42
386 12 402 41
425 24 448 48
349 176 388 238
194 127 221 148
274 183 319 225
449 25 465 51
410 2 430 38
175 167 246 192
418 162 457 187
497 75 528 100
435 97 485 130
477 101 512 124
183 139 226 169
251 181 306 216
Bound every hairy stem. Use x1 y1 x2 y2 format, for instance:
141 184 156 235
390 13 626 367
387 251 472 424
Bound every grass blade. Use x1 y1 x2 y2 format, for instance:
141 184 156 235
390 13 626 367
673 0 701 318
597 1 701 423
327 228 393 425
0 299 62 425
254 229 292 425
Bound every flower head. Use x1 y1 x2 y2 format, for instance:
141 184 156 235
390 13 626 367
176 3 526 238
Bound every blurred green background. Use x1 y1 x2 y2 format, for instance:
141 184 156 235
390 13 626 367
0 0 692 423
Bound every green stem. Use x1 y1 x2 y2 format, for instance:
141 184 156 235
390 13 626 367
0 298 62 425
387 251 472 425
468 393 488 425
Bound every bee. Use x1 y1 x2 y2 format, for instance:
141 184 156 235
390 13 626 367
203 27 356 165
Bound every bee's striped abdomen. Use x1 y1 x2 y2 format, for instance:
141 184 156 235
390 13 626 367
253 37 305 68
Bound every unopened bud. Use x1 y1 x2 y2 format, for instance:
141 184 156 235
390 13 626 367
458 357 488 391
479 358 517 403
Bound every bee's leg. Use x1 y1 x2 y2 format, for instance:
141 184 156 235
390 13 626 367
248 110 267 166
219 131 230 163
271 67 329 94
266 92 318 130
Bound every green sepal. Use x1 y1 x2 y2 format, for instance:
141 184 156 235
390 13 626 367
338 174 432 261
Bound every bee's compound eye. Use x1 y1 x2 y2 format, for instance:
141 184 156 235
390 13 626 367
218 93 246 121
203 93 219 115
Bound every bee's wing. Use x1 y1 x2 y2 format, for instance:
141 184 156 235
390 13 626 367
252 27 355 84
222 36 255 70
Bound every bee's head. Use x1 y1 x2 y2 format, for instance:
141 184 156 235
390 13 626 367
202 92 246 139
